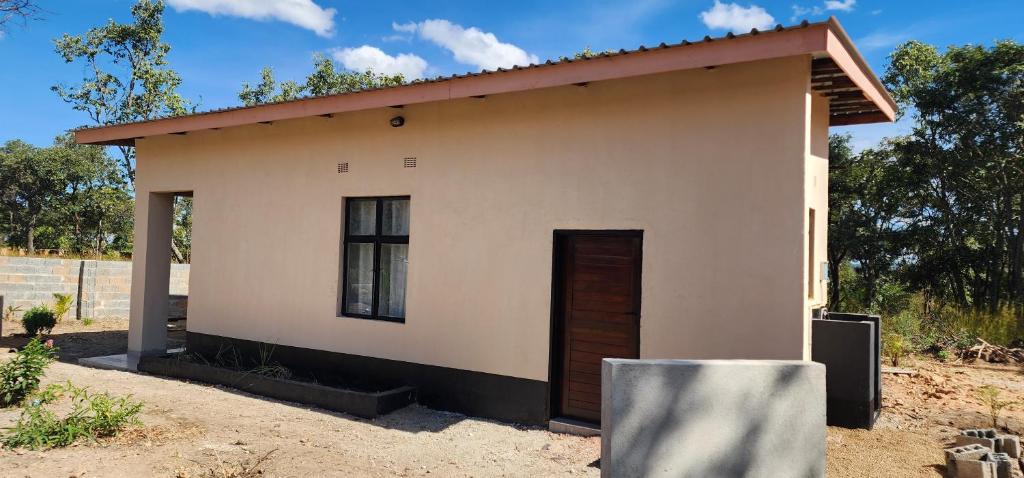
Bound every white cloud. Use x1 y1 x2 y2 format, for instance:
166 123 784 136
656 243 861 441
166 0 336 37
823 0 856 12
700 1 775 32
857 31 911 51
333 46 428 80
392 21 417 33
399 19 538 70
791 0 857 21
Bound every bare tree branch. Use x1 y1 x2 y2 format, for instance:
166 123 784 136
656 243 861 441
0 0 44 30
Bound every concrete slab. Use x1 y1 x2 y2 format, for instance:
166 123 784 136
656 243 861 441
78 348 183 372
78 354 131 371
549 418 600 437
601 359 826 478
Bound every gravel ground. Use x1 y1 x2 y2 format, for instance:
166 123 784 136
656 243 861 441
0 318 1022 477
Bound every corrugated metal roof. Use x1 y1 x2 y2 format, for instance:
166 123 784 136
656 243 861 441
75 20 825 133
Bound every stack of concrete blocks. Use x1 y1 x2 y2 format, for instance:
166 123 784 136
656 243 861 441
945 430 1021 478
956 429 1021 459
601 359 826 478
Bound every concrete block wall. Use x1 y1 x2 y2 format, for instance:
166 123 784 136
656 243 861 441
0 255 189 320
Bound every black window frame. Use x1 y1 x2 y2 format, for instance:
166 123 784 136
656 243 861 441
339 196 410 323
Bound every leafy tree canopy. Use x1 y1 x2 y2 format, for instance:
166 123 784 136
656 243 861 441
239 54 405 106
52 0 190 185
0 135 132 256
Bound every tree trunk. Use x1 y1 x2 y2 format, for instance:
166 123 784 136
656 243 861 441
829 262 842 308
26 224 34 255
171 241 184 264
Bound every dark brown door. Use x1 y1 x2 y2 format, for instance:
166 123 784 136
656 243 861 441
552 231 641 424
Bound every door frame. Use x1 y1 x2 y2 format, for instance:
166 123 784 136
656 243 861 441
547 229 643 422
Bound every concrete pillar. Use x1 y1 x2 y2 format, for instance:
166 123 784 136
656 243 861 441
127 192 174 368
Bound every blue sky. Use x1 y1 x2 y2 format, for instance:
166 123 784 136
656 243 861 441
1 0 1022 150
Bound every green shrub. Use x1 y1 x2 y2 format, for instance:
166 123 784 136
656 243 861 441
1 382 143 449
978 385 1016 429
51 293 73 323
883 332 909 367
21 306 56 336
81 318 95 326
0 338 58 407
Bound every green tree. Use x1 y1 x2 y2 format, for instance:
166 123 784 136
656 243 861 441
827 134 913 312
566 47 614 60
52 0 189 185
171 196 191 263
239 54 405 106
0 141 66 254
884 40 1024 314
0 136 132 256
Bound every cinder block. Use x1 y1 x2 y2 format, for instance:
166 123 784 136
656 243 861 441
985 453 1012 478
953 459 998 478
958 431 999 454
995 435 1020 458
601 359 825 478
946 444 992 473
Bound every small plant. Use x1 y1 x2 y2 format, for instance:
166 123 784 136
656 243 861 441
3 305 22 322
978 385 1016 429
250 344 291 380
81 317 95 326
1 381 143 449
0 338 58 407
51 293 73 323
21 305 57 337
936 349 951 362
883 332 909 367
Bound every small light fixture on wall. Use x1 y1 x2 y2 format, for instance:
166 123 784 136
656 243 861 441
390 116 405 127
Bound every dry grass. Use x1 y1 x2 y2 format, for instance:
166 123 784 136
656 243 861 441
176 449 276 478
106 422 204 447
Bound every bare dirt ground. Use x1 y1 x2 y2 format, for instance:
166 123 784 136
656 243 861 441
0 318 1022 477
0 319 600 478
828 355 1024 478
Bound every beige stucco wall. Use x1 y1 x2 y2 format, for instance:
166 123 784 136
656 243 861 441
133 55 819 382
803 91 832 357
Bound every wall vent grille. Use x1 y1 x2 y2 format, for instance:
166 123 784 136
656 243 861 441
337 162 349 173
403 158 417 168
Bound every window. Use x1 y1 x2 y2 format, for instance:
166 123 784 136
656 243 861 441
340 197 410 322
808 208 816 299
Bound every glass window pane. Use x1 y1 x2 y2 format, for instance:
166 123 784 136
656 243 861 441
348 199 376 235
345 243 375 315
381 199 410 236
378 243 408 318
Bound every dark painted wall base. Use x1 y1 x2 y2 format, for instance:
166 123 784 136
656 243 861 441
185 332 550 425
138 355 416 419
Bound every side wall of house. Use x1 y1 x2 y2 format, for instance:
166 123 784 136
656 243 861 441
804 91 832 357
134 55 812 384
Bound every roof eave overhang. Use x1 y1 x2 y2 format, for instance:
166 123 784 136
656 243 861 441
75 18 894 147
821 17 897 126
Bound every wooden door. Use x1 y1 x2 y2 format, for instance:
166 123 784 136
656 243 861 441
552 231 641 424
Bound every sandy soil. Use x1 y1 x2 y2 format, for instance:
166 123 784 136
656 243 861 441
0 318 1022 477
827 355 1024 478
0 319 600 478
